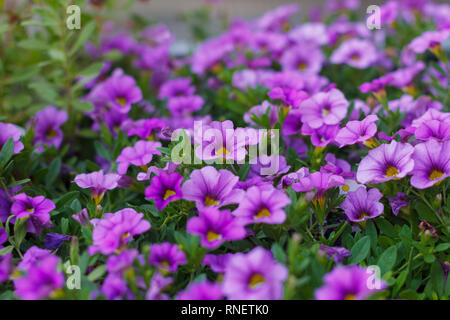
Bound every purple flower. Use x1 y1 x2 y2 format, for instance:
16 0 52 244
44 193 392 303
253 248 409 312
167 95 204 116
0 122 24 154
149 242 187 272
248 155 290 179
177 280 223 300
0 186 21 223
388 192 409 216
94 73 142 114
411 140 450 189
11 193 55 236
0 228 7 249
222 247 287 300
74 170 121 204
101 273 133 300
191 36 234 75
202 253 234 273
44 233 71 250
335 115 379 148
356 140 414 184
330 39 378 69
186 207 246 250
106 249 143 274
0 253 12 283
116 140 162 175
145 171 183 210
18 246 51 271
415 119 450 142
280 44 324 74
72 208 91 227
341 187 384 222
89 208 151 255
181 166 244 210
301 123 340 147
14 254 64 300
268 87 308 108
158 78 195 99
31 106 68 152
256 3 299 31
146 272 173 300
408 29 450 54
298 89 349 129
315 265 387 300
319 245 351 263
244 101 279 128
124 118 166 140
279 167 310 188
282 108 303 136
232 185 291 225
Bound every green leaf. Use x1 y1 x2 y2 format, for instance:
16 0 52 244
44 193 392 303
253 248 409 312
55 191 80 210
71 21 96 55
365 220 377 250
430 261 444 296
45 157 61 188
73 101 94 112
0 138 15 169
414 201 439 224
17 39 49 51
14 217 29 250
0 246 14 256
94 141 112 162
376 218 396 238
377 245 397 274
48 49 66 62
434 243 450 252
87 265 106 282
271 243 286 264
78 62 104 78
350 236 371 264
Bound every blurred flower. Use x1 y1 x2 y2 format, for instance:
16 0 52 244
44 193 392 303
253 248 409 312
11 193 54 236
149 242 187 272
44 233 71 251
0 122 24 154
388 192 409 216
319 245 351 263
116 140 162 175
31 106 68 152
330 39 378 69
177 280 223 300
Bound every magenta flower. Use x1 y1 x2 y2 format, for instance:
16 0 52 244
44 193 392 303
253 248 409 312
31 106 68 152
0 186 21 223
18 246 52 271
167 95 204 116
89 208 151 255
146 272 173 300
186 207 246 250
95 73 143 114
145 171 183 210
388 192 409 216
116 140 162 175
11 193 54 236
14 254 64 300
222 247 287 300
356 140 414 184
244 101 279 128
44 233 71 250
0 122 24 154
335 115 379 148
319 245 351 263
268 87 308 108
280 44 324 74
0 253 12 284
256 3 299 31
149 242 187 272
341 187 384 222
74 170 121 204
282 108 303 135
415 119 450 142
124 118 165 140
232 185 291 225
181 166 244 210
301 123 340 147
315 265 387 300
0 228 7 249
298 89 349 129
158 77 195 99
408 29 450 54
411 140 450 189
202 253 235 273
330 39 378 69
177 280 223 300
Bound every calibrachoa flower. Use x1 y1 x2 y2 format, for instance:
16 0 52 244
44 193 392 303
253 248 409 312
202 253 235 273
0 122 24 154
158 77 195 99
319 245 351 263
315 265 387 300
0 253 12 283
410 140 450 189
177 280 224 300
11 193 55 236
186 207 246 250
222 247 287 300
146 272 173 300
167 95 204 116
124 118 166 140
388 192 409 216
330 39 378 69
356 140 414 184
89 208 151 255
116 140 162 175
44 233 71 250
145 171 183 210
0 186 21 223
340 187 384 222
18 246 51 271
280 44 324 74
414 119 450 142
31 106 68 152
182 166 244 209
149 242 187 272
74 170 122 204
335 115 379 148
14 254 64 300
298 89 349 129
232 185 291 225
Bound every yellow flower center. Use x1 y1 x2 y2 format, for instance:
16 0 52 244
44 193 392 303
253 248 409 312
161 261 170 268
26 207 35 213
204 196 219 207
429 169 444 181
215 146 230 156
249 273 265 289
122 232 131 240
298 62 307 70
163 189 176 200
46 129 58 139
345 294 357 300
385 166 399 177
116 97 127 106
206 231 222 242
342 185 350 192
322 108 330 117
350 54 360 61
255 208 271 219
